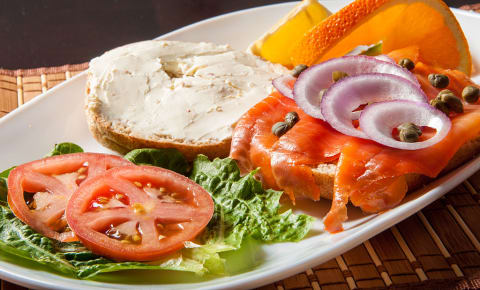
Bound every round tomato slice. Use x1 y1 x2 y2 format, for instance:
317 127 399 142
7 153 133 242
65 165 214 262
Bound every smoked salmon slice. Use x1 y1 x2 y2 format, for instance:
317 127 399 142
230 55 480 233
230 92 351 201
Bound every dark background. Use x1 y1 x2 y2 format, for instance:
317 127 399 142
0 0 475 69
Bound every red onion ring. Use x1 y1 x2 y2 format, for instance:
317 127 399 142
360 100 451 150
272 75 295 99
293 55 419 120
321 73 428 139
374 55 396 64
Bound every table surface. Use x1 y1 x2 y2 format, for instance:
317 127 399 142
0 0 478 69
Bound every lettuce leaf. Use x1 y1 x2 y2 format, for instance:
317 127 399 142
0 146 314 279
124 148 189 175
0 202 217 279
45 142 84 157
0 202 76 276
190 155 314 249
0 167 13 202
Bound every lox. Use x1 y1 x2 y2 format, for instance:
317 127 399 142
230 54 480 233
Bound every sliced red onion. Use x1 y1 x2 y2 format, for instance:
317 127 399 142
272 75 295 99
374 55 396 64
360 100 451 150
321 73 428 139
293 55 420 119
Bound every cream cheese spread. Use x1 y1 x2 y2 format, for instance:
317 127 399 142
87 40 288 144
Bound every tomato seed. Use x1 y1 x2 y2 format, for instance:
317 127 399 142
146 183 152 188
158 235 166 240
105 227 124 240
133 181 142 187
156 223 164 230
26 199 37 210
97 196 109 204
133 203 146 214
77 167 87 174
115 193 124 200
131 234 142 243
159 187 166 193
78 175 86 180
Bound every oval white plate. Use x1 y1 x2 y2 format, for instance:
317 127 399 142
0 1 480 289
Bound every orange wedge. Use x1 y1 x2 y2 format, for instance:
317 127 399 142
249 0 331 67
290 0 472 75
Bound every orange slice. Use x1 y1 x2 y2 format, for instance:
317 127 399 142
249 0 331 67
290 0 472 75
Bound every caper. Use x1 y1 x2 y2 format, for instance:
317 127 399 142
428 73 449 88
430 98 450 115
285 111 299 127
437 89 454 98
332 71 349 82
318 89 327 101
399 129 421 143
398 122 422 143
462 85 480 104
398 58 415 71
291 64 308 77
397 122 422 136
441 93 464 113
272 121 290 137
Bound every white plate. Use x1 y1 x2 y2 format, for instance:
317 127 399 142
1 1 480 289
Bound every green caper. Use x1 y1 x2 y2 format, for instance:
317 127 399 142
399 129 421 143
428 73 449 88
441 93 464 113
285 111 299 127
332 71 349 82
462 85 480 104
398 122 422 143
291 64 308 77
397 122 422 136
430 98 450 115
437 89 454 98
398 58 415 71
272 122 290 137
318 88 327 101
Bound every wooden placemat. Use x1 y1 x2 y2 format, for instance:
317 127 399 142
2 65 480 290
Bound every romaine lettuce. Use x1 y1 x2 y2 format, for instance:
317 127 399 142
0 145 313 279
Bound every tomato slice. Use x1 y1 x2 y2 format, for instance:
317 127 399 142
65 165 214 262
7 153 133 242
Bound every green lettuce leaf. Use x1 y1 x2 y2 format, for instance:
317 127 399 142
0 167 13 202
124 148 189 175
190 155 314 249
45 142 84 157
0 202 76 275
0 147 313 279
0 203 221 279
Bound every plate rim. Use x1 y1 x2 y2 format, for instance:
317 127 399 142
1 1 480 289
